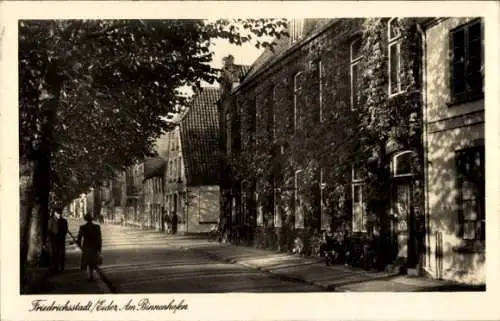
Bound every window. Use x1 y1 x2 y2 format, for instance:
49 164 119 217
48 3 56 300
450 19 483 103
177 157 182 181
350 37 363 110
391 150 416 178
273 176 281 227
388 18 402 96
456 146 485 241
249 97 257 147
256 191 263 227
169 160 173 182
293 72 304 131
319 168 328 229
294 169 304 229
225 113 231 155
352 166 367 232
318 60 324 122
269 86 277 142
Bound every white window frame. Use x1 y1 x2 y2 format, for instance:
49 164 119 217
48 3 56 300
352 166 367 233
350 37 363 110
256 191 264 227
294 169 304 229
273 177 281 227
293 72 303 131
319 167 328 229
391 150 416 178
388 18 403 97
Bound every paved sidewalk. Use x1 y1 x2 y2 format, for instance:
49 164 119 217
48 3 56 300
31 220 112 294
171 238 484 292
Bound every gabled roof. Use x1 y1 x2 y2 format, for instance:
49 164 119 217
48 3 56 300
238 19 336 90
180 87 221 186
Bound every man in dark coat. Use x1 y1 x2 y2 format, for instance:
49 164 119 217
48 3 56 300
77 213 102 281
47 208 68 273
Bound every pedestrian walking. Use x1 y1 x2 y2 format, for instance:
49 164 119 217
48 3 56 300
47 207 68 273
77 213 102 281
171 213 178 234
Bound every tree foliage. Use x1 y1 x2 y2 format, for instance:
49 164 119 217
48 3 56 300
19 18 288 206
18 19 288 275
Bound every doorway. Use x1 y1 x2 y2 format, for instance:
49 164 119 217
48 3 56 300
391 151 419 269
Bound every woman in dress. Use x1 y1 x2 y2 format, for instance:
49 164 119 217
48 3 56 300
77 213 102 281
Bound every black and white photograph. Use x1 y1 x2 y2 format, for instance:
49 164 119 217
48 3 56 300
1 1 500 321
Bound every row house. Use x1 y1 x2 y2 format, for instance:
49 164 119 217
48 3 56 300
124 163 144 225
219 17 485 284
156 125 185 232
422 18 484 283
179 87 223 233
143 157 166 230
98 88 223 235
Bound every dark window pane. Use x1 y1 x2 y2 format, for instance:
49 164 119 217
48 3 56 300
452 29 466 96
453 62 466 94
353 185 360 203
468 22 481 42
453 29 466 61
351 38 362 61
389 18 400 39
351 63 358 109
390 43 399 94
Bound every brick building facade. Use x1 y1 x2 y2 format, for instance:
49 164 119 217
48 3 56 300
219 18 427 274
219 17 485 284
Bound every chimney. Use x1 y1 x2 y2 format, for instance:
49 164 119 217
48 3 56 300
222 54 235 69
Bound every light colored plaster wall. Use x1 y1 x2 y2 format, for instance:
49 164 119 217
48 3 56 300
424 18 485 284
184 185 220 234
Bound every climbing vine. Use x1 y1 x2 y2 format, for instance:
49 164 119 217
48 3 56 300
220 18 425 258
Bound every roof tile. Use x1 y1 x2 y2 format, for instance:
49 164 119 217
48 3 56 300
180 87 221 186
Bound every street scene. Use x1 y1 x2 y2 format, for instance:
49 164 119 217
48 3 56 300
19 17 486 294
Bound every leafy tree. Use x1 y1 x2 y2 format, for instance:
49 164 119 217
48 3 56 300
19 19 288 286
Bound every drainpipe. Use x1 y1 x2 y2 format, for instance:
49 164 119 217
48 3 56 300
416 23 431 271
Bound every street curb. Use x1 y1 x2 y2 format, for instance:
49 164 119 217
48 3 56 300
178 243 338 292
67 230 117 294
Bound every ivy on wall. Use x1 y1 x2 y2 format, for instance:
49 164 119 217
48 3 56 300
220 18 425 255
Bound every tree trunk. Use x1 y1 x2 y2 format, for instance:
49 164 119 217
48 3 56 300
20 61 61 287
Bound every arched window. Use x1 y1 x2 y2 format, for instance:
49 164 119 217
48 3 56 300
293 72 304 130
391 150 416 177
350 37 363 110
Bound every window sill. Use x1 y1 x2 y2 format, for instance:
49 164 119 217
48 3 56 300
447 92 484 107
388 90 405 99
452 240 485 254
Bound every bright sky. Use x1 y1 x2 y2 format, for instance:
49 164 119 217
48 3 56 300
209 37 264 70
169 37 265 117
176 37 265 100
